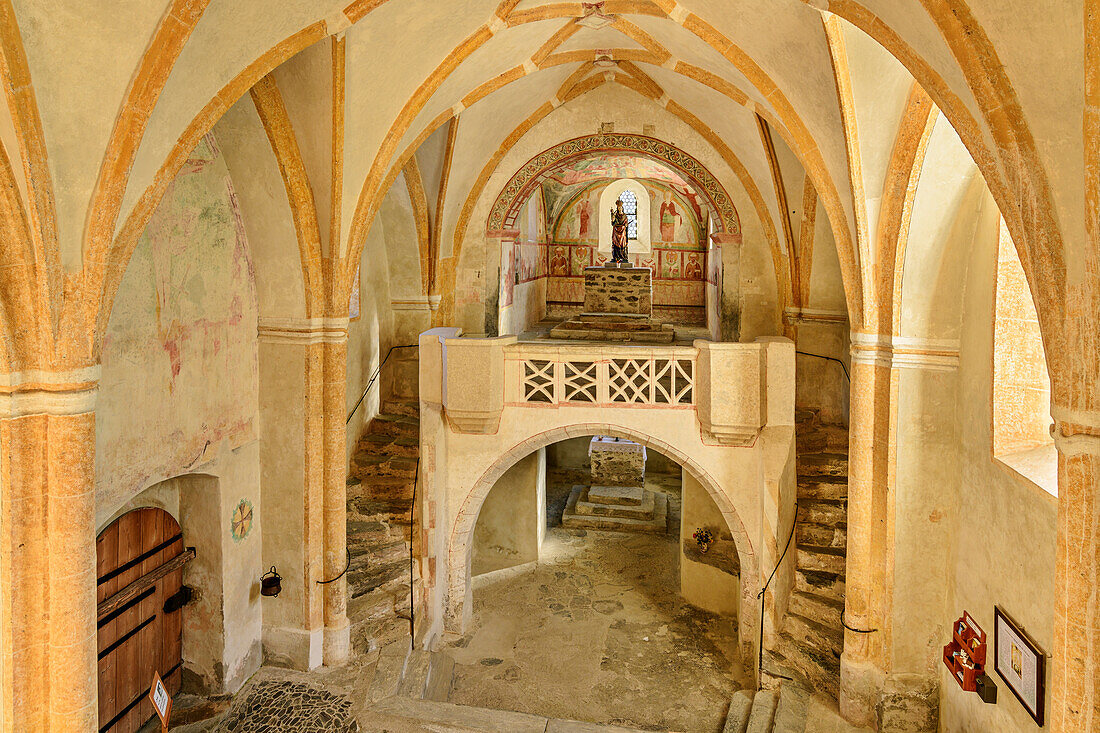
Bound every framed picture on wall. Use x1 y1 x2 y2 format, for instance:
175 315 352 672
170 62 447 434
994 606 1045 726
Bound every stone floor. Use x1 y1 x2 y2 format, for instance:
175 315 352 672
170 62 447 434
161 467 867 733
444 471 750 732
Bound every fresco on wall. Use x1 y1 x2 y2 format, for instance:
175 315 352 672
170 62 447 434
544 178 708 323
97 132 258 522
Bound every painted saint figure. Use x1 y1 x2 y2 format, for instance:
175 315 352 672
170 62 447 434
610 198 629 263
659 197 681 241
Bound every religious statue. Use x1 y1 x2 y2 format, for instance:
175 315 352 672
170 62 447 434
610 198 629 263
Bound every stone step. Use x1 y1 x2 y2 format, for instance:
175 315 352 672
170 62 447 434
382 399 420 418
351 453 419 480
561 486 668 534
368 640 412 702
768 635 840 699
795 568 845 601
398 649 432 698
351 497 413 526
722 689 754 733
819 425 850 453
588 484 645 506
788 590 844 629
351 473 415 496
796 479 848 501
356 432 419 458
549 320 676 343
796 522 847 549
797 546 847 576
369 413 420 439
424 651 455 702
797 500 846 527
573 487 656 520
348 538 407 570
772 682 811 733
785 612 843 658
349 561 408 598
796 453 848 478
796 430 828 454
744 688 777 733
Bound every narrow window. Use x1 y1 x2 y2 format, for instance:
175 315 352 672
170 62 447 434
992 216 1055 493
620 189 638 240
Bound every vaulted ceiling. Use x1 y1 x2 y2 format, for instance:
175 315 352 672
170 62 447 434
0 0 1091 374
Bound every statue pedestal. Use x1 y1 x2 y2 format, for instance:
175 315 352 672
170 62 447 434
550 266 675 343
561 437 668 534
583 266 652 315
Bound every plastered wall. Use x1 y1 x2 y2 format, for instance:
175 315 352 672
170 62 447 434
97 133 259 527
472 448 546 576
934 187 1057 733
680 470 740 617
346 217 397 459
95 132 263 694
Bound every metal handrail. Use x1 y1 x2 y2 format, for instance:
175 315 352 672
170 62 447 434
346 344 418 425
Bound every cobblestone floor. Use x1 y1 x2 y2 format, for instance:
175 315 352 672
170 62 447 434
444 471 749 732
213 680 358 733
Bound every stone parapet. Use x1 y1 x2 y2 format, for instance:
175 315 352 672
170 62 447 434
694 340 769 446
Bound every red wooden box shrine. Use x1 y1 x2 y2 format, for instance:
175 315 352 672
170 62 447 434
943 611 987 692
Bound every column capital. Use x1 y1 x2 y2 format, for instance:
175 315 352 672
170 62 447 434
0 366 100 418
1050 405 1100 457
257 316 349 345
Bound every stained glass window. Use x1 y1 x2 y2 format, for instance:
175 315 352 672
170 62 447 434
620 189 638 240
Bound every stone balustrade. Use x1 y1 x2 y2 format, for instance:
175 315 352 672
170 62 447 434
442 336 789 447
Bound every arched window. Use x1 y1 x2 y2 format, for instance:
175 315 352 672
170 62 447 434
598 179 650 254
620 189 638 240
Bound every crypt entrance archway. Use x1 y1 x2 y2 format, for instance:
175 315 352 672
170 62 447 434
446 424 760 669
446 428 757 729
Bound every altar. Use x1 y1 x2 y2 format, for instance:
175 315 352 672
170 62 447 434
549 264 675 343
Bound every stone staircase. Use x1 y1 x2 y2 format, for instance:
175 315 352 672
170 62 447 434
763 410 849 699
346 397 422 651
722 682 812 733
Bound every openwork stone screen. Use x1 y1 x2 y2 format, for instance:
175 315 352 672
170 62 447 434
521 357 694 406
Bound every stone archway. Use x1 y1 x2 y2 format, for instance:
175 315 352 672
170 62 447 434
446 422 760 668
487 134 742 240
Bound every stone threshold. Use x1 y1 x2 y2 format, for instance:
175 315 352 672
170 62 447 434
373 695 658 732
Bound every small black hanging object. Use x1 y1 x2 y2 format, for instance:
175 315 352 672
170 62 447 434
260 566 282 597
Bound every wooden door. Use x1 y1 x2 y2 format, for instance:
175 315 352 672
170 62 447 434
96 508 187 733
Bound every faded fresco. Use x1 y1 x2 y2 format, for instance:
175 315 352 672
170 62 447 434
501 187 549 308
97 133 259 524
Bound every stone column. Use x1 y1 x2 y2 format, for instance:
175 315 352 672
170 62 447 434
321 328 350 665
0 368 100 730
257 319 327 670
1050 406 1100 732
840 334 895 727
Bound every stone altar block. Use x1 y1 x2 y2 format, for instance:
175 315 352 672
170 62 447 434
583 266 652 315
588 436 646 487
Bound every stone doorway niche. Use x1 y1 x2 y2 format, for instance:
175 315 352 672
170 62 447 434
455 434 750 729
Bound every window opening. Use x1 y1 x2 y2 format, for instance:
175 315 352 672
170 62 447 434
620 189 638 240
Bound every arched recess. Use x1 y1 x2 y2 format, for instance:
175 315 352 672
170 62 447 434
598 178 651 255
446 423 761 667
487 134 741 239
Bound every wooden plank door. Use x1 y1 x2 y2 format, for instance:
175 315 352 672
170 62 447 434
96 508 186 733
